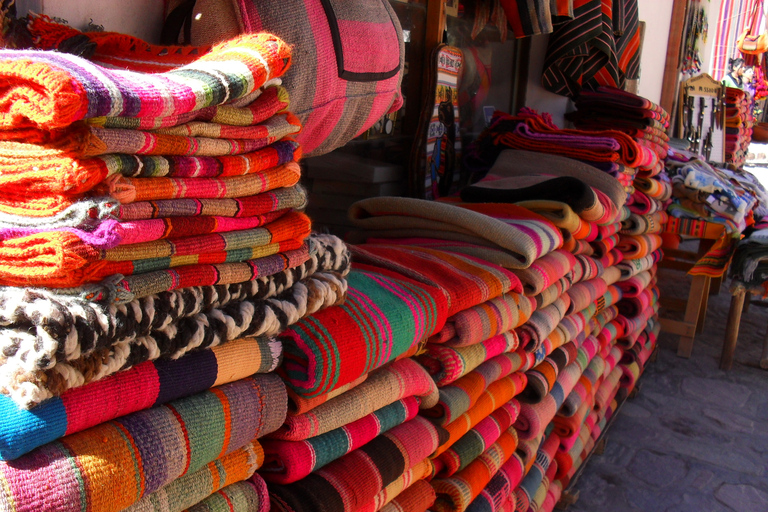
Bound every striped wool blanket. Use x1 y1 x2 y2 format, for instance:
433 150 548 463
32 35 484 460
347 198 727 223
509 249 577 296
558 352 607 420
520 340 581 405
0 336 280 460
0 34 291 131
616 234 663 259
261 397 420 484
280 268 448 398
424 353 530 426
286 375 367 416
268 416 442 512
348 197 563 269
1 269 346 407
186 475 270 512
534 276 573 310
565 276 608 315
515 335 600 440
0 233 346 372
432 426 519 512
269 358 437 441
378 479 436 512
360 458 435 512
0 375 287 512
516 295 571 352
435 373 527 458
124 441 264 512
465 450 526 512
436 400 521 478
351 244 521 316
430 293 535 348
513 433 561 512
419 332 519 387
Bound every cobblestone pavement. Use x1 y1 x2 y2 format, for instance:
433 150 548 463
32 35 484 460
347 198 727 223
566 270 768 512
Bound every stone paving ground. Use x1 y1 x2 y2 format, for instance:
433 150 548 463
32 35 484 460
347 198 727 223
565 268 768 512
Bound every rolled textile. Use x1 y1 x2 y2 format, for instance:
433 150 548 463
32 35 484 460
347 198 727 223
125 441 264 512
509 249 576 297
519 341 581 405
482 150 628 210
279 268 448 398
513 200 584 236
620 211 668 235
348 197 563 269
516 295 571 352
1 268 347 407
419 332 519 387
594 367 622 413
513 433 560 512
0 336 281 460
0 233 347 379
559 353 607 419
565 277 608 315
553 395 594 444
436 400 520 478
425 352 530 425
540 480 563 512
187 477 269 512
269 358 437 441
432 427 519 512
616 269 655 298
379 480 436 512
465 451 525 512
286 375 367 416
350 244 520 316
460 176 603 220
514 336 599 440
0 375 287 512
529 458 558 512
268 416 441 512
616 234 663 259
435 373 526 457
0 34 291 131
534 276 573 310
554 420 591 481
430 293 535 347
616 250 661 280
361 458 435 512
261 397 420 484
619 360 642 390
572 254 604 283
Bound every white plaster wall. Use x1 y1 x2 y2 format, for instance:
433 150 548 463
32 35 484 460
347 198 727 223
15 0 164 42
524 33 570 127
701 0 725 79
636 0 674 104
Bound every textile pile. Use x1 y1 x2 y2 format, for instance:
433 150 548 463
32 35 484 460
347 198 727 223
0 32 353 512
723 87 754 168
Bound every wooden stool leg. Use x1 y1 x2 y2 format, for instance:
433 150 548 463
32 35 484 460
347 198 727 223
743 297 752 314
720 290 746 370
709 275 722 295
696 276 711 334
677 275 708 358
761 322 768 370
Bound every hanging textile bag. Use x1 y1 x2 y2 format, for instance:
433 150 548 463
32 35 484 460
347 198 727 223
162 0 405 157
737 28 768 55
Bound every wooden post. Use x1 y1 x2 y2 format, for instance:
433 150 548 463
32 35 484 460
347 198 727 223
659 0 689 117
720 289 746 370
696 276 711 334
424 0 446 60
677 275 708 358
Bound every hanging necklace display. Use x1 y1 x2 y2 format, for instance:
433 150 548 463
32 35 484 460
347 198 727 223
677 74 725 164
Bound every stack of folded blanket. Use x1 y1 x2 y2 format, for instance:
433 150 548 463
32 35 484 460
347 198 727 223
0 32 353 512
723 87 753 168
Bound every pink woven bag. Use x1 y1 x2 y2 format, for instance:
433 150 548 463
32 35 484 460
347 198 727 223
163 0 405 157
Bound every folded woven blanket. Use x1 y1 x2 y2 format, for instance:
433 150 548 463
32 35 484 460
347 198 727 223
186 476 270 512
509 249 577 297
519 340 581 405
514 432 560 512
93 83 291 130
565 276 608 315
558 352 606 421
269 358 437 441
286 374 367 417
430 293 535 348
0 232 346 368
514 335 599 440
616 250 661 280
261 397 420 484
432 426 519 512
351 244 520 316
360 458 436 512
436 400 520 478
534 276 573 310
279 268 448 398
465 450 526 512
2 269 347 407
424 353 530 426
419 332 519 387
516 295 571 352
0 374 287 512
0 335 279 460
436 373 526 458
268 416 442 512
0 34 291 131
124 440 264 512
484 151 628 211
348 197 562 269
378 479 436 512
